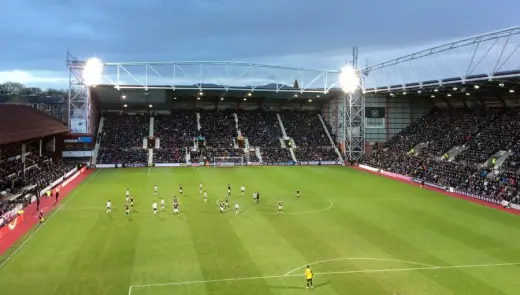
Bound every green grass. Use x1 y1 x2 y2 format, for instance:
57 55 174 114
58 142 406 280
2 166 520 295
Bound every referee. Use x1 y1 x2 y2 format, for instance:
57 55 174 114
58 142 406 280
305 265 313 289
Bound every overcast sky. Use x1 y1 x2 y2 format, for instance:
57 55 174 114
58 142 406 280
0 0 519 88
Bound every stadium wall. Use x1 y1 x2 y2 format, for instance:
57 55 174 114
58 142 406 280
366 96 431 142
321 96 431 143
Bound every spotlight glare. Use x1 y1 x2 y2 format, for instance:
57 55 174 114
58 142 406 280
339 66 359 93
402 91 407 95
243 98 247 101
121 95 127 99
294 94 298 97
431 95 435 98
83 57 103 86
199 91 203 96
316 94 320 98
499 82 505 87
123 104 127 107
221 97 224 100
197 97 201 100
308 99 312 102
510 89 515 93
447 93 452 97
474 85 480 89
434 89 438 92
466 92 470 96
453 87 458 91
149 104 152 108
173 97 177 100
248 93 252 96
417 90 422 94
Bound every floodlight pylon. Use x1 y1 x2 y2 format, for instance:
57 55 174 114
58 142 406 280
67 52 93 134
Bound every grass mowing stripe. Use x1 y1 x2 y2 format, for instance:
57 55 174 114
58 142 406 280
129 261 520 290
0 170 100 269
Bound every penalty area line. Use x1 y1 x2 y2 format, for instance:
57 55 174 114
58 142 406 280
129 261 520 291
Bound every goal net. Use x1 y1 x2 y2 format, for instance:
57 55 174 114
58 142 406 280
213 156 244 167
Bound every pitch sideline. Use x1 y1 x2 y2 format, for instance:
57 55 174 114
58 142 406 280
0 170 100 269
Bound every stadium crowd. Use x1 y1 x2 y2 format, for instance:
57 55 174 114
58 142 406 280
361 107 520 204
294 147 339 162
261 148 293 163
199 110 236 148
97 112 150 165
237 110 282 147
154 148 185 164
154 111 197 148
280 110 332 147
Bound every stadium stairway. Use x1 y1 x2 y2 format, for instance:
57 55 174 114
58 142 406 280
445 145 467 161
290 148 297 162
318 114 344 162
233 112 241 136
148 149 153 166
149 116 154 138
279 138 286 148
255 147 263 162
412 142 429 155
483 151 510 171
185 148 190 164
244 137 250 149
196 112 201 131
155 138 160 149
142 137 148 149
276 113 288 138
91 116 105 165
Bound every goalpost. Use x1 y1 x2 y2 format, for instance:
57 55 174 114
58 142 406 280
213 156 245 167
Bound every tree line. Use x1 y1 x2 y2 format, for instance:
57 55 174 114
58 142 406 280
0 81 69 98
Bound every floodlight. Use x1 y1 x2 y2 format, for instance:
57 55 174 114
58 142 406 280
83 57 103 86
402 92 407 95
499 82 505 87
510 89 515 93
197 97 201 100
466 92 470 96
173 97 177 100
308 99 312 102
447 93 452 97
431 95 435 98
453 87 458 91
243 98 247 101
316 94 320 98
123 104 128 107
294 94 298 97
149 104 153 108
121 95 127 99
221 97 224 100
199 91 204 96
339 66 359 93
474 85 480 89
434 89 438 92
248 92 252 96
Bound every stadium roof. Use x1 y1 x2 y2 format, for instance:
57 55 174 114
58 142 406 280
91 84 342 109
0 104 69 145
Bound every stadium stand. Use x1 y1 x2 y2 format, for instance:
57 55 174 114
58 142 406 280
294 147 339 162
97 113 149 165
0 106 74 220
154 111 197 148
199 110 236 148
280 110 331 147
360 106 520 205
237 110 282 147
260 148 292 163
154 148 185 164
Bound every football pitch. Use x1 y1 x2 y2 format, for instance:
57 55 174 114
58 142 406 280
1 166 520 295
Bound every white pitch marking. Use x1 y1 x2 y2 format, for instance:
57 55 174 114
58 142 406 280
263 199 334 215
129 261 520 291
283 257 436 276
0 170 100 269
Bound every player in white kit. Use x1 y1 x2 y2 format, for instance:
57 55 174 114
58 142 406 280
278 199 283 214
199 183 203 194
219 201 224 214
125 189 130 202
235 203 240 215
253 192 257 203
203 191 208 203
154 185 158 196
106 200 112 214
241 186 245 196
160 198 165 210
153 201 158 215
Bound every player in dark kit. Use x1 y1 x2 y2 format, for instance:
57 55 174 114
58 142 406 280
39 210 44 224
227 184 231 197
179 185 183 196
256 191 260 204
296 189 300 200
125 203 130 216
55 189 60 205
130 196 134 209
173 202 179 215
225 196 230 208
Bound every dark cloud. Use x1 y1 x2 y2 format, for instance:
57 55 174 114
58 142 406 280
0 0 519 83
